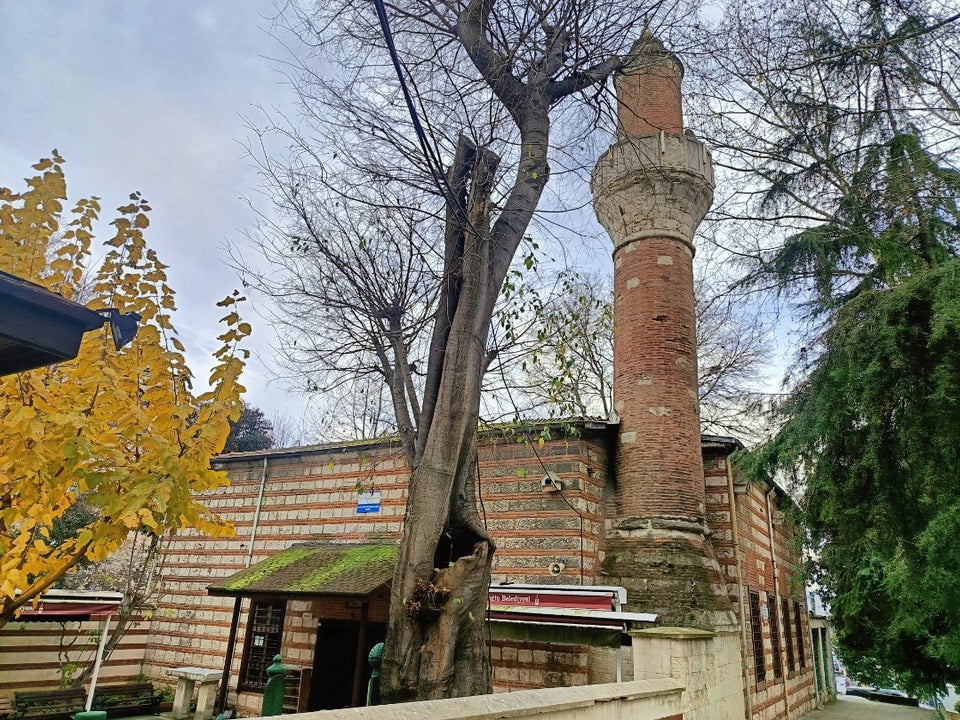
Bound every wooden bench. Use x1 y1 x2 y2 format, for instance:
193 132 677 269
0 696 14 719
13 689 85 720
91 683 157 718
14 683 157 720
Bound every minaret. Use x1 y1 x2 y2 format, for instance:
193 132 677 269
591 33 734 629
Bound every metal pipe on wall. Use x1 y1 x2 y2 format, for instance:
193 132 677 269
216 456 270 714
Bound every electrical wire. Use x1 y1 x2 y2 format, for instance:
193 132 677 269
523 436 586 585
370 0 459 212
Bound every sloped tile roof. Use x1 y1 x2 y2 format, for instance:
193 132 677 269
207 542 397 598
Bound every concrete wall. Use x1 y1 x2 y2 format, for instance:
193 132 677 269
248 678 684 720
631 627 744 720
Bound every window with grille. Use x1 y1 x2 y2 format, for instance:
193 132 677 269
749 591 765 684
769 599 783 679
239 599 286 692
782 599 795 672
794 600 806 670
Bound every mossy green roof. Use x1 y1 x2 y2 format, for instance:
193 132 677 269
207 543 397 598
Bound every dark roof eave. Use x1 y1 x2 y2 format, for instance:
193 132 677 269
0 270 105 329
0 271 108 375
212 421 751 466
699 434 745 451
212 418 611 464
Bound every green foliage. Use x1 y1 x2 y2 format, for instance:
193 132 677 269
768 129 960 315
715 0 960 695
750 262 960 696
223 401 275 452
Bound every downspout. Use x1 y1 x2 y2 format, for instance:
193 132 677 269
765 487 792 720
216 457 269 714
726 456 753 720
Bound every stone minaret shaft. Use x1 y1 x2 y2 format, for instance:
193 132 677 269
593 34 734 629
593 33 712 526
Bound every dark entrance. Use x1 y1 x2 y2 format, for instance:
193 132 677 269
309 619 387 710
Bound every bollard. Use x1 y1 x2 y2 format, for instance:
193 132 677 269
75 712 107 720
366 642 384 706
260 655 288 717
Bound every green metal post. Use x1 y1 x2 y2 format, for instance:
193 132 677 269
261 654 288 717
74 712 107 720
366 642 384 706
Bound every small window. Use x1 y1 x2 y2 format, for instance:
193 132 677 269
769 599 783 679
239 599 286 692
749 591 765 684
794 600 806 670
782 599 795 672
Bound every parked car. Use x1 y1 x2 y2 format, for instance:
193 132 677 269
846 686 919 707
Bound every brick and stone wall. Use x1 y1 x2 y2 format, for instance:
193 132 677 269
492 640 590 691
701 443 817 720
0 615 148 695
140 427 816 719
143 428 614 710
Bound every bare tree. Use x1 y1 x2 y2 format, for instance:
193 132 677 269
248 0 701 701
513 270 771 440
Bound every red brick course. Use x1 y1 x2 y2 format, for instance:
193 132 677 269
613 236 702 522
616 62 684 136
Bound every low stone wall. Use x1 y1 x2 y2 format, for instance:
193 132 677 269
631 627 745 720
247 678 684 720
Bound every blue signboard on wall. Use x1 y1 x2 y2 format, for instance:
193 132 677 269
356 490 381 514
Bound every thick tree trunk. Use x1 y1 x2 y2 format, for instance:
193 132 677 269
377 8 615 693
381 138 501 702
381 321 498 700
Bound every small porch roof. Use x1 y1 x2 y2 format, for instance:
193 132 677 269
17 590 123 622
0 270 107 375
207 542 397 600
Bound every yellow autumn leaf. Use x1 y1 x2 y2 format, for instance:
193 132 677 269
0 155 247 629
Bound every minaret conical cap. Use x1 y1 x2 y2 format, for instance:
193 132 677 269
621 28 684 77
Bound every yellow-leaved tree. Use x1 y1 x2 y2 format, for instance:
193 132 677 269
0 152 248 629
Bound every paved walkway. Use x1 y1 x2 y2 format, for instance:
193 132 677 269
805 696 936 719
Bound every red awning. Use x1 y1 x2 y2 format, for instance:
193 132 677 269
18 601 120 621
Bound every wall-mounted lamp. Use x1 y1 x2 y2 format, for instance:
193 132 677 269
97 309 142 350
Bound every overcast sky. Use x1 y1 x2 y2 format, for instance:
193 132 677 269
2 1 309 423
2 2 789 443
